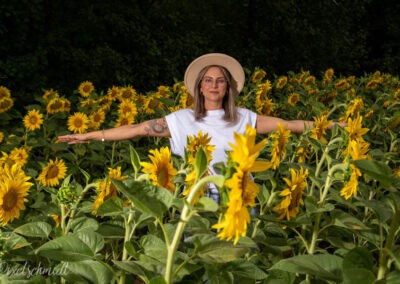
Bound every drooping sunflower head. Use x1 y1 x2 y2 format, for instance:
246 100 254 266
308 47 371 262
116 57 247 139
0 86 11 99
37 158 68 187
274 167 309 220
46 97 64 114
275 76 288 89
67 112 89 134
0 164 32 226
78 81 95 98
140 147 178 191
23 109 44 131
251 69 267 84
0 97 14 113
287 93 300 106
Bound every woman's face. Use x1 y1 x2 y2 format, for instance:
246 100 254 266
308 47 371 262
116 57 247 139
200 66 227 108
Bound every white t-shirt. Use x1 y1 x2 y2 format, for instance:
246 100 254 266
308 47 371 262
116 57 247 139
165 108 257 173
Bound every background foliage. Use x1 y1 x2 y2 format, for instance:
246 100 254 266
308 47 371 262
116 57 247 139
1 0 400 108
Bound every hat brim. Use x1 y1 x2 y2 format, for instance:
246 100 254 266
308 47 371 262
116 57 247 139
184 53 245 97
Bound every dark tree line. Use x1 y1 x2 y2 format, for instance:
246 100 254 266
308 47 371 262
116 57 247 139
0 0 399 107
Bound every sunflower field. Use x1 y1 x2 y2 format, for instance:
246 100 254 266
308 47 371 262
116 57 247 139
0 67 399 284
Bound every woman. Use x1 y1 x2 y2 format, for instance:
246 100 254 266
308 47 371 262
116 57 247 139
59 53 343 176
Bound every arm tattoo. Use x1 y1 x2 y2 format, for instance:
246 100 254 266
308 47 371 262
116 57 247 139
145 118 169 135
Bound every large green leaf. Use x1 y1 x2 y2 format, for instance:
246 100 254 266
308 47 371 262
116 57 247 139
140 235 168 263
352 159 394 188
113 260 150 283
342 268 375 284
343 247 375 270
225 259 268 280
194 147 208 180
63 260 114 284
114 180 173 217
70 216 99 233
35 235 94 261
191 234 252 263
13 221 52 238
1 232 30 250
75 230 105 255
332 210 370 230
270 254 343 282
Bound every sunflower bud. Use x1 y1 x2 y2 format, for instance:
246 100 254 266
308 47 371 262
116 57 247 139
57 186 77 204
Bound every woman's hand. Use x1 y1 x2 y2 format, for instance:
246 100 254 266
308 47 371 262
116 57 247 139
58 133 90 144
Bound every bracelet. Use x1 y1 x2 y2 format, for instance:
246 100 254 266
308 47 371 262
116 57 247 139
101 130 105 142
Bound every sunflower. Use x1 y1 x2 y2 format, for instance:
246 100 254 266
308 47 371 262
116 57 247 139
0 152 16 168
140 147 177 191
118 100 138 117
186 131 215 164
0 132 3 143
0 164 32 225
212 125 269 244
10 147 29 167
275 76 288 89
23 109 44 131
46 97 64 114
269 123 291 169
340 171 358 200
0 97 14 113
37 158 67 187
0 86 11 99
341 98 364 121
274 167 309 220
114 114 134 127
309 114 332 144
157 85 171 97
119 85 137 101
78 81 95 98
89 109 106 130
251 69 266 84
344 115 369 142
256 96 275 116
67 112 89 134
287 93 300 106
142 94 164 115
93 166 128 214
179 91 194 109
334 79 351 91
42 88 58 100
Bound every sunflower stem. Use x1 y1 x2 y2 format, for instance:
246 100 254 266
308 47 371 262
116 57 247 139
119 205 135 284
164 175 223 284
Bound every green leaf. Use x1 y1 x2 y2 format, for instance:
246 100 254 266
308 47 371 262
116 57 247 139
1 232 30 250
113 260 149 283
79 168 91 184
96 197 124 216
196 196 219 212
265 269 295 284
270 254 343 282
342 268 375 284
194 147 208 180
13 221 52 238
114 180 173 217
343 247 375 270
352 159 394 188
332 210 370 230
64 260 114 284
35 235 94 261
192 235 251 263
130 144 142 173
140 235 168 263
75 230 105 254
70 217 99 233
226 259 268 280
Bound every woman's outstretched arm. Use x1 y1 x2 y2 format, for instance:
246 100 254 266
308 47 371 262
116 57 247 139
256 115 346 134
58 117 171 144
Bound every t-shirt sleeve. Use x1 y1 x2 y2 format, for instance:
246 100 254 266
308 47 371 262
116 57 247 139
165 109 191 158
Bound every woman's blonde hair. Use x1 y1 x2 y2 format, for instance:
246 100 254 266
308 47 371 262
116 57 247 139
193 65 238 123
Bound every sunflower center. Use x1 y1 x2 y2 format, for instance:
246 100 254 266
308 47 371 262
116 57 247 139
157 167 169 187
74 118 83 127
3 190 18 211
46 165 59 179
29 116 38 124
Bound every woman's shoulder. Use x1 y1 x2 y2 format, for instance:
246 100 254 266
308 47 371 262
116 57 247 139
166 108 194 120
237 107 256 115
